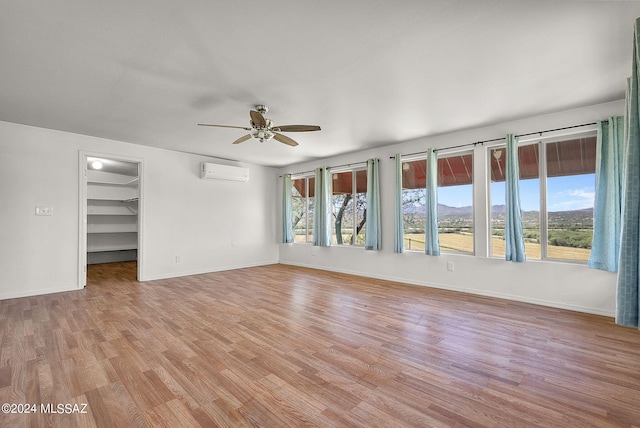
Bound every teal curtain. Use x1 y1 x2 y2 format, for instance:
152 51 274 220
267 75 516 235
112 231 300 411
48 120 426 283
312 167 332 247
394 154 405 253
588 117 624 271
424 148 440 256
617 18 640 329
505 134 526 262
365 159 381 251
282 174 293 243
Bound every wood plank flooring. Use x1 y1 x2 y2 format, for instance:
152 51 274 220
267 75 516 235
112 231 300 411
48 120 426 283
1 262 639 427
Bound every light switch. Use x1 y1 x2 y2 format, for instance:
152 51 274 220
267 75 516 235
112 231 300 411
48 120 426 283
35 206 53 216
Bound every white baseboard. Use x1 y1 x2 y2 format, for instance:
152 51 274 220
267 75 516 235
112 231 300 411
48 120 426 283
2 260 613 319
0 285 81 301
278 261 615 318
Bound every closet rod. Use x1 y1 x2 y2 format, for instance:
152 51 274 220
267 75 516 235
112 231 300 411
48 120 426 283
389 121 597 159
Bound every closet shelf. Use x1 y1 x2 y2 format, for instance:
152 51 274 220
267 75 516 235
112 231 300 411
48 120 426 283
87 196 138 202
86 167 139 264
87 176 139 186
88 230 137 234
88 212 137 216
87 244 138 253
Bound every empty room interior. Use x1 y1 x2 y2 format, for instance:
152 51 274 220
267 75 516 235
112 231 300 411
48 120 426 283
2 1 640 427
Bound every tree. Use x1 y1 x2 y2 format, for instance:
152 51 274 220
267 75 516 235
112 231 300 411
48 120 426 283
402 188 426 231
334 194 352 245
352 208 366 245
333 193 367 245
291 196 305 229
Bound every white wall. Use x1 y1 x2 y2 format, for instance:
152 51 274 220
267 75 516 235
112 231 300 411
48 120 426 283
0 120 279 299
279 101 625 317
0 100 624 315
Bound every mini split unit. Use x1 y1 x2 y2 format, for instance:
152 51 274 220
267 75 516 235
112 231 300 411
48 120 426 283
200 162 249 182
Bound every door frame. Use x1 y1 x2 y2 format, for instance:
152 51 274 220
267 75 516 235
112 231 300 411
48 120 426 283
78 151 145 287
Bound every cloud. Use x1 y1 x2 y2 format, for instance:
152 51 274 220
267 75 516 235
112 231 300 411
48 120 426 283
548 187 595 211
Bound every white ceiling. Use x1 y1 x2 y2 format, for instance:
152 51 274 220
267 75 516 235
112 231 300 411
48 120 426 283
1 1 638 167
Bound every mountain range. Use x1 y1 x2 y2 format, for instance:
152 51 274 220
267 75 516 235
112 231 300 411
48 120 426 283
405 203 594 223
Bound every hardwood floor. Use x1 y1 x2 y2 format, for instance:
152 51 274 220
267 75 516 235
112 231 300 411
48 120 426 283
1 262 639 427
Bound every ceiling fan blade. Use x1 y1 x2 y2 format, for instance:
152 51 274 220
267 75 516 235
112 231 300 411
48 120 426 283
273 125 321 132
273 133 299 147
232 134 252 145
198 123 252 131
250 110 266 127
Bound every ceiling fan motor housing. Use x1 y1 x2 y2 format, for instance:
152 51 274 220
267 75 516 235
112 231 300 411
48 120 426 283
198 104 318 146
251 117 274 142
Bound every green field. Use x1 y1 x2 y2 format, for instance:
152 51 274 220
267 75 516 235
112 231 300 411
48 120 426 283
295 230 591 262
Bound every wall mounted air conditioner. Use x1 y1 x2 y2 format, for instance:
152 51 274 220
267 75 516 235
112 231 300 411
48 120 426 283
200 162 249 182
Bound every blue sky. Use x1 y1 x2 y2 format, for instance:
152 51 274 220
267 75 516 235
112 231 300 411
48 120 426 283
438 173 596 212
545 174 595 211
438 184 473 208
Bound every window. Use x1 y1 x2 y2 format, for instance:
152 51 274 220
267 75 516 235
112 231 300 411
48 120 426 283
291 169 367 246
331 169 367 246
489 135 596 261
291 176 314 243
489 144 540 258
401 159 426 251
401 151 474 253
437 152 474 253
546 138 596 260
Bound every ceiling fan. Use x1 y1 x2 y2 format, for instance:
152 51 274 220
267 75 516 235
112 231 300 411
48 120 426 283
198 105 321 147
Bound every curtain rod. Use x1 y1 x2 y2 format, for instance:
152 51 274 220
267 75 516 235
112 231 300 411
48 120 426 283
389 122 597 159
281 161 368 178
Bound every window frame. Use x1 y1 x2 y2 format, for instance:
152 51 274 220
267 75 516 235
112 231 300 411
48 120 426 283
290 165 368 247
488 141 541 260
400 148 475 255
290 174 314 244
487 130 597 263
399 156 426 252
330 166 367 247
436 149 475 255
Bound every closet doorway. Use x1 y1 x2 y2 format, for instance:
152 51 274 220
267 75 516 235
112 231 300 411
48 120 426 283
79 152 143 287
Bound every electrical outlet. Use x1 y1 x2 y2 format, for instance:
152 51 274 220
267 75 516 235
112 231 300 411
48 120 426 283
175 256 181 264
35 206 53 216
447 261 455 272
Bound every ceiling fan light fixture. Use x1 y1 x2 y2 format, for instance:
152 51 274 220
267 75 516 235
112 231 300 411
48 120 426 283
198 104 319 147
251 129 274 142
